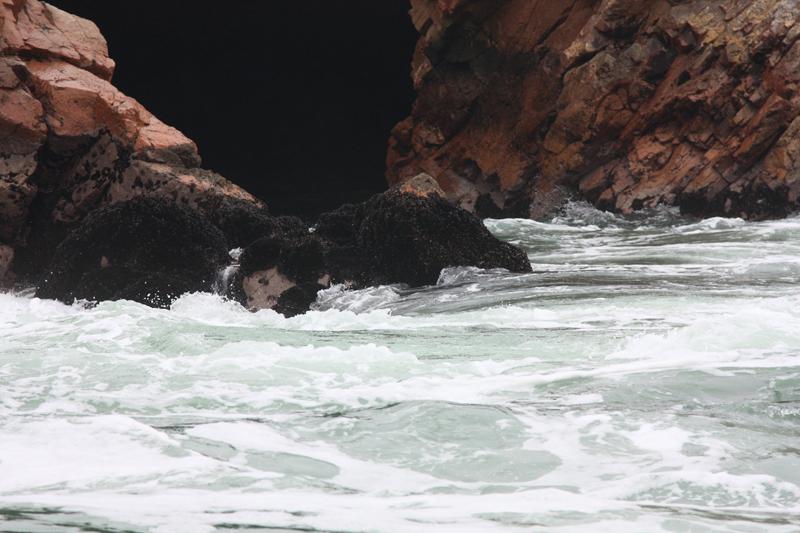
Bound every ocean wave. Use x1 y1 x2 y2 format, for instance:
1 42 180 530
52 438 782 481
3 206 800 532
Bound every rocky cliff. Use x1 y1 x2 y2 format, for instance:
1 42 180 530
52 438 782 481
389 0 800 220
0 0 260 282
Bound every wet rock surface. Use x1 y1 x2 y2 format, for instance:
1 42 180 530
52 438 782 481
389 0 800 220
36 197 228 307
34 184 532 315
234 184 533 315
318 186 532 287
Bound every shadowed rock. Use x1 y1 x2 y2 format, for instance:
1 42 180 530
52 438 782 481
36 197 228 307
318 186 532 287
233 224 328 316
235 184 532 315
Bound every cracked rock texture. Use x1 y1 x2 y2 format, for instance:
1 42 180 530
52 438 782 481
389 0 800 219
0 0 260 283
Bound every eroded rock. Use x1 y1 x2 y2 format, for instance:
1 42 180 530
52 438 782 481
390 0 800 219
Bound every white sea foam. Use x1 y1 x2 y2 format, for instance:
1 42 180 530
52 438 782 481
2 205 800 531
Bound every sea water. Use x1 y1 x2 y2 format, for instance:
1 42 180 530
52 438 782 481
1 203 799 532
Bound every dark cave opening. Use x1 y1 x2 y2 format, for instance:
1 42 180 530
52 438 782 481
46 1 418 217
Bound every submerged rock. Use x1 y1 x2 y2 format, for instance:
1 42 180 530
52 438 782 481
389 0 800 220
36 198 228 307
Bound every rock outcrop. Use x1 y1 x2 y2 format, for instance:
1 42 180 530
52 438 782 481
36 197 229 307
317 177 531 287
389 0 800 220
0 0 261 284
233 179 532 316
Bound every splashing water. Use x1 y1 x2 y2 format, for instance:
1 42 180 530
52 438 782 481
1 203 799 532
212 248 243 297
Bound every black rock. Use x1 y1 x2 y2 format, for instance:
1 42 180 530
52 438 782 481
36 197 229 307
233 230 328 311
238 230 324 283
315 202 364 247
239 237 285 276
235 186 532 315
274 283 327 318
359 190 531 286
203 197 312 250
317 189 532 287
315 202 369 284
205 197 274 249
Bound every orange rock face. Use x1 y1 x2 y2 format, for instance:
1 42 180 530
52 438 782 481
0 0 261 282
389 0 800 219
0 0 115 80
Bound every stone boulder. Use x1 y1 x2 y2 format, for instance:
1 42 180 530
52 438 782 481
206 197 278 249
318 186 532 287
389 0 800 220
232 216 329 316
36 197 228 308
235 184 532 315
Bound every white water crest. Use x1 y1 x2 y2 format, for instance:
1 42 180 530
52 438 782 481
1 202 800 532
